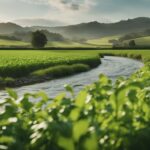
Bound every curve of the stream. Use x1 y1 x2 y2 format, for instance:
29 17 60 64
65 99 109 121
0 56 144 99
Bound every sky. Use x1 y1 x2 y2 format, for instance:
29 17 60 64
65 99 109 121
0 0 150 25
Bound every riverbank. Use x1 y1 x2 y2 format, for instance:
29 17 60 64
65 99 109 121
1 54 149 150
0 56 144 99
0 50 101 89
0 63 94 90
0 50 149 90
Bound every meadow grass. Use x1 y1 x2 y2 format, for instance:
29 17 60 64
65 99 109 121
0 50 100 78
0 39 29 47
46 41 93 48
0 50 149 78
124 36 150 46
98 50 150 62
31 64 90 78
86 35 120 47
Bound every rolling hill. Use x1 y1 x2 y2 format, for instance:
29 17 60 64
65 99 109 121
0 22 24 34
28 17 150 39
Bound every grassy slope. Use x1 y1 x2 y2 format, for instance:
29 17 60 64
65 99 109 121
0 39 94 48
86 35 120 47
0 39 29 47
124 36 150 46
46 41 93 48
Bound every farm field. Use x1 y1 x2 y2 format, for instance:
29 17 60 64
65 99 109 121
0 50 149 78
0 50 100 78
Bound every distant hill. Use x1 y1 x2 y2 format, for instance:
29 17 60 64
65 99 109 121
119 28 150 42
11 30 65 42
13 19 66 27
1 17 150 40
0 22 24 34
0 22 65 42
28 17 150 39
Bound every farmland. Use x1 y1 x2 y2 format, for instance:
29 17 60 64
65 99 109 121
0 50 101 88
0 39 95 48
0 49 150 150
0 50 150 78
0 50 149 88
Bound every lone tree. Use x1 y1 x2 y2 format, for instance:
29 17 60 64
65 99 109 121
32 31 47 48
129 40 136 48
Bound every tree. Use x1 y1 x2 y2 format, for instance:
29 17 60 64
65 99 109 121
129 40 136 47
31 31 47 48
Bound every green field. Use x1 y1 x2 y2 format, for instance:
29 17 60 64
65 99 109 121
46 41 94 48
0 50 149 78
0 39 94 48
0 50 101 78
124 36 150 46
86 35 120 47
0 39 29 47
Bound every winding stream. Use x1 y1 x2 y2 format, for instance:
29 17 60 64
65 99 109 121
0 56 144 99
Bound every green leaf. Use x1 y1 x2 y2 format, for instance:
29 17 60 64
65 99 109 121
84 133 98 150
73 120 89 142
75 91 87 108
58 137 75 150
6 88 18 100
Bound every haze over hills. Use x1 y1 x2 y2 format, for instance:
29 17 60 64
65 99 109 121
27 17 150 39
13 19 66 27
0 22 24 34
1 17 150 40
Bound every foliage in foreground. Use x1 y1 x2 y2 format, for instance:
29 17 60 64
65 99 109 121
0 62 150 150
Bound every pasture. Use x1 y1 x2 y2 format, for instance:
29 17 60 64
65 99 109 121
0 39 29 47
124 36 150 46
86 35 120 47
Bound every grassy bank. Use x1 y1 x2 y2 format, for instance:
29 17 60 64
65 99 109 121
0 50 150 150
0 50 101 89
0 50 150 89
0 64 90 89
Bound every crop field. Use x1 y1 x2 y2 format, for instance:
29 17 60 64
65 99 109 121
0 50 150 78
0 50 100 78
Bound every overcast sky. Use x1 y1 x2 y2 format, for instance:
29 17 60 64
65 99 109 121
0 0 150 24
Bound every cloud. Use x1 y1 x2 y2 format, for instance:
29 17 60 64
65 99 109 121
20 0 96 11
